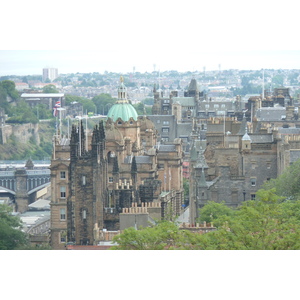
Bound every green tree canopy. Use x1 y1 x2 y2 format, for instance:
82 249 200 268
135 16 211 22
92 93 115 115
42 84 59 93
6 101 38 124
112 189 300 250
198 201 234 226
196 189 300 250
0 204 28 250
111 221 191 250
0 80 20 113
262 159 300 200
65 94 96 114
0 80 19 100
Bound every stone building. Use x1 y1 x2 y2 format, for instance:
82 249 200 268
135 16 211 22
148 80 300 224
189 111 300 224
50 77 184 249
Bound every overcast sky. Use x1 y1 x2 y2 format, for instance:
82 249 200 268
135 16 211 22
1 1 299 76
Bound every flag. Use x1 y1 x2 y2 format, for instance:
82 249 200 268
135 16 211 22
53 100 61 117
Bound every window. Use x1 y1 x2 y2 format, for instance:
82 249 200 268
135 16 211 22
251 194 256 200
60 232 66 243
82 175 86 186
251 178 256 186
162 128 169 133
60 208 66 220
109 177 113 183
163 121 169 125
82 209 87 220
60 171 66 179
60 186 66 198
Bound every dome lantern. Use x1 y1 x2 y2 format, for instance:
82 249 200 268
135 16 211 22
107 76 138 123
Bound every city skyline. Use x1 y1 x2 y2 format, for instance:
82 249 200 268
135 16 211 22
0 50 300 76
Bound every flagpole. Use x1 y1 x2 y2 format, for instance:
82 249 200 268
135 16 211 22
79 118 82 156
57 107 65 138
169 167 171 192
85 110 88 151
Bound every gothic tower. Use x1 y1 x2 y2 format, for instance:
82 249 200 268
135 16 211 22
68 121 107 245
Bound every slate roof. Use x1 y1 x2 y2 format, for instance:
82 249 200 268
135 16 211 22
278 127 300 135
21 93 64 98
256 107 286 121
249 134 274 143
290 150 300 164
174 97 195 106
124 156 151 164
157 145 176 152
28 199 50 210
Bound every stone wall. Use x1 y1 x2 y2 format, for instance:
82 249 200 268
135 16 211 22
0 123 40 145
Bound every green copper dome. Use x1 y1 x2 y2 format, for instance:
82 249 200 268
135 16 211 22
107 102 138 122
107 76 138 122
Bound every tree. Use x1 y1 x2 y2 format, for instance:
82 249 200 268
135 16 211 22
111 189 300 250
262 159 300 200
6 101 38 124
0 80 19 100
0 204 28 250
198 201 234 225
80 98 96 114
111 221 191 250
65 94 96 114
42 84 59 93
92 93 115 115
133 103 146 115
272 75 284 87
192 189 300 250
34 103 53 120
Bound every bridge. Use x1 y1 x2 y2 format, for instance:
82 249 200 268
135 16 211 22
0 160 51 212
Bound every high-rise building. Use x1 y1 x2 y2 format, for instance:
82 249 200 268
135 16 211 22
43 68 58 82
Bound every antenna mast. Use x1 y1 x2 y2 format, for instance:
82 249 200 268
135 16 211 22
262 69 265 102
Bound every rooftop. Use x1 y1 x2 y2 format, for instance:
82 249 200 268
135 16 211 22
21 93 64 98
